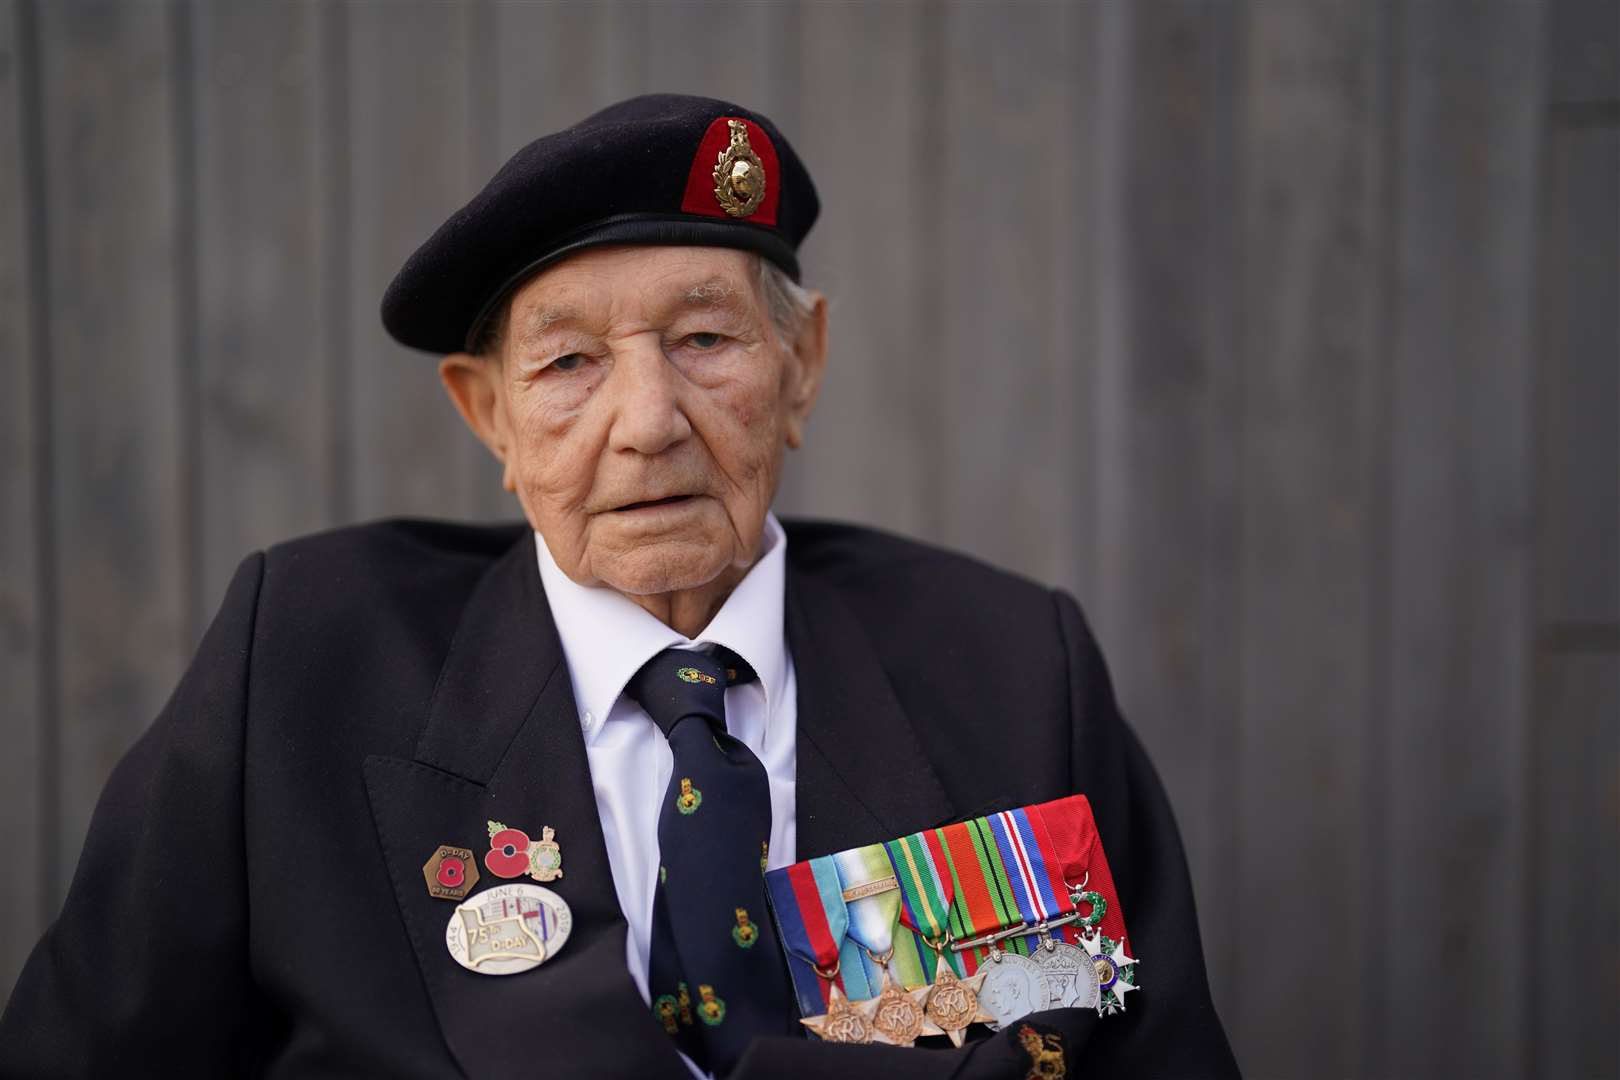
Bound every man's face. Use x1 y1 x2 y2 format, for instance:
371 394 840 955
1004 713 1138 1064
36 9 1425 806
443 245 826 600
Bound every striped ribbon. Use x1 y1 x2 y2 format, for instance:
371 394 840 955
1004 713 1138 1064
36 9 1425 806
934 820 1014 973
1004 804 1083 944
966 816 1044 955
763 855 848 1015
986 809 1068 951
884 831 961 981
832 843 927 995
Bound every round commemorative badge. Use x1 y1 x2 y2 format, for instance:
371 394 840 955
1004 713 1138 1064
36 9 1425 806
977 950 1052 1031
445 882 572 976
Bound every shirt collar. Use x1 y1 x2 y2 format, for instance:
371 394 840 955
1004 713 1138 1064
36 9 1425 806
534 514 789 747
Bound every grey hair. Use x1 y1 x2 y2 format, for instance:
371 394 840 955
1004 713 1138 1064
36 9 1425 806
472 251 816 359
756 255 817 346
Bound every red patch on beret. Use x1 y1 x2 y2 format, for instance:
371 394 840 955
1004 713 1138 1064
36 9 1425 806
680 116 781 226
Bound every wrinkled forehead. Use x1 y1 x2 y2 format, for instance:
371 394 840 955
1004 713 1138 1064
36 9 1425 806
505 245 765 339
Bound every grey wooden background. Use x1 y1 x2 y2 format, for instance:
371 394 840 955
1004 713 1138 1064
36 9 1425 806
2 1 1615 1076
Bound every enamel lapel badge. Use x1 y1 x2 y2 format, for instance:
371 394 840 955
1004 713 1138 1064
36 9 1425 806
484 820 564 882
422 844 479 901
444 882 573 976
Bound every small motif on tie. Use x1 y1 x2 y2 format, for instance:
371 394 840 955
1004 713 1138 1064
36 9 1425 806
659 865 667 885
653 995 680 1035
732 907 758 948
677 666 718 686
677 981 694 1025
676 777 703 814
697 984 727 1026
760 841 769 873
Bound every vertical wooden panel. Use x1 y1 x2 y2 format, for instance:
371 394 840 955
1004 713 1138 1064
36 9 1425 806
35 1 188 904
0 0 44 1000
1231 4 1387 1075
776 0 936 538
1547 0 1618 105
1530 121 1619 1077
1536 124 1618 630
487 0 649 168
192 2 335 605
1381 2 1544 1075
639 1 789 120
345 0 502 522
1087 0 1243 1031
934 0 1092 593
1531 653 1620 1078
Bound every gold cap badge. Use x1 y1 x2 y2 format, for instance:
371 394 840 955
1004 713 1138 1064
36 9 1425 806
713 120 767 218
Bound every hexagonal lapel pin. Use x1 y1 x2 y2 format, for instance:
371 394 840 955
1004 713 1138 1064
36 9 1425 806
423 844 480 901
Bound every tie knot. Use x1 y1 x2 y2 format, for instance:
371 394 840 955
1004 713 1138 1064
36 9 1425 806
624 647 756 738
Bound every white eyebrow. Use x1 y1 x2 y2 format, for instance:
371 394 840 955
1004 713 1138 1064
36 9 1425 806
516 304 580 346
683 279 739 307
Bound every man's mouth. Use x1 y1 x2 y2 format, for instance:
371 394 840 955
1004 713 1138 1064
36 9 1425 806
614 494 696 513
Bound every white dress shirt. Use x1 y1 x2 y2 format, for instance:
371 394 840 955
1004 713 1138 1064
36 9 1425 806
534 513 798 1072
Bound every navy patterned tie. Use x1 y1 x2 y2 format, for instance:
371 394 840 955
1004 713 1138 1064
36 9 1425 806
625 647 791 1075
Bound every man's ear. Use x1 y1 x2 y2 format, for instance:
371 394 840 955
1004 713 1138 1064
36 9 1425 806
783 292 828 450
439 352 514 489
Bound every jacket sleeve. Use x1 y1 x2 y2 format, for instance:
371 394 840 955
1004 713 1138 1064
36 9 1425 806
0 554 264 1075
734 589 1239 1080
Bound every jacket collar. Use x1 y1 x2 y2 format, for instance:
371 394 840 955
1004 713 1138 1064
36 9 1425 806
364 527 954 1076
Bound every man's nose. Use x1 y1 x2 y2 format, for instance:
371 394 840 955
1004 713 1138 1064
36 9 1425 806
605 338 693 455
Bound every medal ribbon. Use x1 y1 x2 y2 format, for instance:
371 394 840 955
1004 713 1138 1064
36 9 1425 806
884 831 961 980
1029 794 1130 950
963 815 1047 955
984 811 1060 953
934 820 1015 973
764 855 848 1014
832 843 926 996
1001 805 1082 943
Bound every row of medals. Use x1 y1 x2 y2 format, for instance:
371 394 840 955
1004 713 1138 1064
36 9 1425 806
804 925 1129 1049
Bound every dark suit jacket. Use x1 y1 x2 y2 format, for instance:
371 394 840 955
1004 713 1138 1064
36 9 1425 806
0 519 1238 1079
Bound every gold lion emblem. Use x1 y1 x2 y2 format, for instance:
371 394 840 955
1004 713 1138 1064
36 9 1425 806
712 120 766 218
1017 1024 1066 1079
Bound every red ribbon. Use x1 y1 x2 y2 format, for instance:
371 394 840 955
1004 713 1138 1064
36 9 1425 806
1029 794 1130 951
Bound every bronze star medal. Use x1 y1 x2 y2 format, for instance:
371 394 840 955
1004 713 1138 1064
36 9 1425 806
923 963 994 1048
866 968 932 1047
800 983 874 1044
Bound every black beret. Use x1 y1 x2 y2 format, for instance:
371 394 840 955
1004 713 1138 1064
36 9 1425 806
380 93 820 355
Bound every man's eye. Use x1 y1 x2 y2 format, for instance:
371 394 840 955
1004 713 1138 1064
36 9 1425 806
550 353 586 372
686 332 724 349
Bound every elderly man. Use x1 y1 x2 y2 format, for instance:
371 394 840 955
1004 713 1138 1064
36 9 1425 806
0 95 1237 1078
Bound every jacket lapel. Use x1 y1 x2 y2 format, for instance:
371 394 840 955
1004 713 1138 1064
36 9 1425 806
363 533 684 1079
786 563 956 859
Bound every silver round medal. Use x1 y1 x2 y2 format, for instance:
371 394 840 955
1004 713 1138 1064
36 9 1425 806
444 882 573 976
1033 938 1100 1010
977 951 1052 1031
